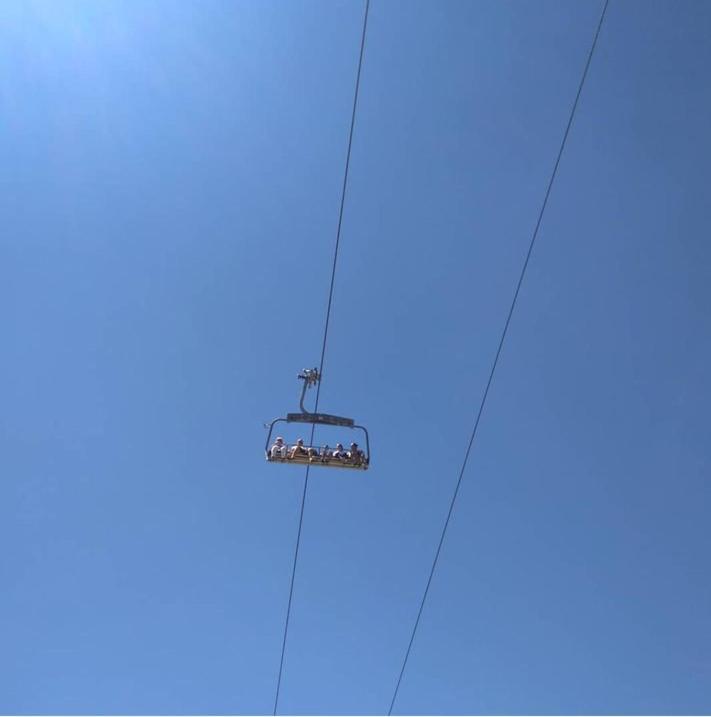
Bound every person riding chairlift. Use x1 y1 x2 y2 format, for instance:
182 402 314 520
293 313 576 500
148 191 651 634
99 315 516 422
270 436 288 459
290 438 317 460
332 443 347 461
348 442 364 464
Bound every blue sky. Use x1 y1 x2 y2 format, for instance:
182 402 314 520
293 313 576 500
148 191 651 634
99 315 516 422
2 0 710 714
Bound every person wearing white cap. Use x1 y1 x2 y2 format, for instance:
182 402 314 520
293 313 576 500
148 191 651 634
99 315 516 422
289 437 312 460
290 437 319 461
270 436 288 459
332 443 347 461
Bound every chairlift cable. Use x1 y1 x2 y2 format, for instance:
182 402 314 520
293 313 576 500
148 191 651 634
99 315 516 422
272 1 371 713
387 1 610 713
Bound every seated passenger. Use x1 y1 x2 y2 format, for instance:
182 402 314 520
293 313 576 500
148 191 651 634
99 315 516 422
347 442 364 464
289 438 319 461
270 436 288 459
289 438 308 459
332 443 347 461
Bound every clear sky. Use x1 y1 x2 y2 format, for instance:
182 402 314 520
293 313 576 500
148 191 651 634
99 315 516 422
2 0 710 714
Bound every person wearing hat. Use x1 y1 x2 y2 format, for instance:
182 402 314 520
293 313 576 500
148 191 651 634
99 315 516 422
332 443 347 461
289 438 307 459
270 436 288 459
291 437 318 460
347 442 364 465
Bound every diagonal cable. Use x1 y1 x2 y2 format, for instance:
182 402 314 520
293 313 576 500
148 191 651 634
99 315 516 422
387 1 610 713
272 1 371 713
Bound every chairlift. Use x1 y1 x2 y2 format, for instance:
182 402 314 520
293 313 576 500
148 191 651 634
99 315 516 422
265 368 370 470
